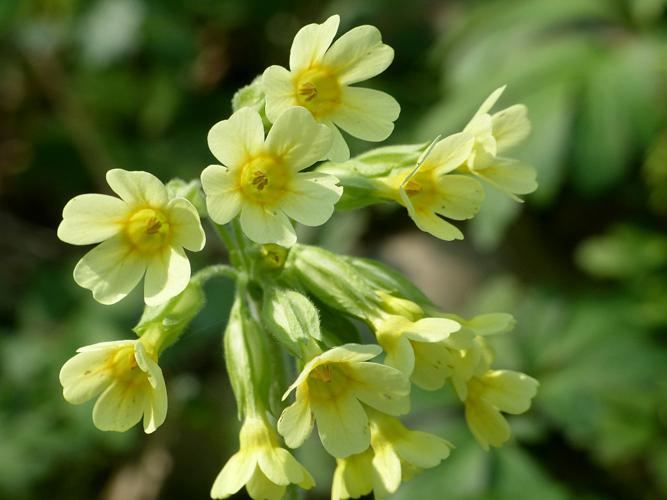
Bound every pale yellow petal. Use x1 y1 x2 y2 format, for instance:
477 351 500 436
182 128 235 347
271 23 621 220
403 317 461 343
371 443 401 495
410 341 452 391
279 172 341 226
380 334 415 377
166 198 205 251
240 203 297 247
322 25 394 85
208 107 264 169
210 452 257 499
433 174 484 220
480 370 539 414
393 430 451 469
200 165 243 224
492 104 530 153
144 246 190 306
92 380 147 432
464 114 496 157
106 169 168 207
464 313 515 336
277 386 313 449
465 399 510 450
346 362 410 416
135 344 168 433
427 132 475 175
325 123 350 161
289 14 339 71
332 452 374 500
263 65 298 123
473 157 538 199
401 194 463 241
311 395 370 458
246 468 286 500
59 349 113 404
265 106 333 171
470 86 506 120
317 343 382 365
331 87 400 142
258 448 313 488
58 194 127 245
73 236 147 305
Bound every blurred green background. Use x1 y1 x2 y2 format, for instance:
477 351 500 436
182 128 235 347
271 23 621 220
1 0 666 499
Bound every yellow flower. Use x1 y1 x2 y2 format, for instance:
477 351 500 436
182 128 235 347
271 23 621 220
210 413 314 500
332 410 452 499
263 15 400 161
463 86 537 200
380 132 484 241
277 344 410 458
201 106 342 247
59 339 167 433
464 370 539 450
57 169 206 305
372 313 461 390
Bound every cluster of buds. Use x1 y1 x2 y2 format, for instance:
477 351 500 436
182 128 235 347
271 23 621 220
57 14 538 500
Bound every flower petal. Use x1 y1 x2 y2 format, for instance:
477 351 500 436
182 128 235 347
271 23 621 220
59 349 114 404
73 236 146 305
410 341 452 391
464 313 515 336
433 174 484 220
280 172 341 226
289 14 340 72
393 430 451 469
318 343 382 365
332 452 374 500
265 107 333 172
465 399 510 450
135 344 168 433
311 394 370 458
371 442 401 495
58 194 128 245
404 317 461 343
323 25 394 85
144 246 191 306
92 380 147 432
246 469 286 500
106 169 168 207
492 104 530 153
470 86 506 122
331 87 400 142
201 165 243 225
258 448 313 487
480 370 539 415
263 65 298 123
239 203 296 247
210 452 257 499
346 362 410 416
380 334 415 377
166 198 205 251
400 191 463 241
277 385 314 448
428 132 475 175
208 107 264 169
473 156 538 199
326 123 350 161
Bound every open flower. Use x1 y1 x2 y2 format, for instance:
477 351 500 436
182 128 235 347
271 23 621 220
59 339 167 433
380 132 484 241
263 14 400 161
332 410 452 499
371 313 461 390
201 106 342 247
463 86 536 200
464 369 539 450
210 413 314 500
277 344 410 458
57 169 206 305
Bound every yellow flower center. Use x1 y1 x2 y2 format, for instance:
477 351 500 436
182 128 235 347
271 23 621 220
394 166 440 213
125 208 171 254
238 155 291 206
107 345 141 384
308 364 349 400
294 66 341 119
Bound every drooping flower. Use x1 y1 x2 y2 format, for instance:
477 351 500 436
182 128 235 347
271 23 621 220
379 132 485 241
210 412 314 500
277 344 410 458
201 106 342 247
263 14 400 161
57 169 206 305
332 410 452 499
462 86 536 200
464 369 539 450
59 338 167 433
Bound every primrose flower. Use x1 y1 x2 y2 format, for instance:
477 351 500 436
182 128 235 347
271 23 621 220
464 370 539 450
332 410 452 499
263 14 400 161
277 343 410 458
210 412 314 500
463 86 536 200
372 313 462 390
380 132 485 241
59 339 167 433
57 169 206 305
201 106 342 247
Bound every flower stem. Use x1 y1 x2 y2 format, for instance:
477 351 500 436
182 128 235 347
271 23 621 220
192 264 237 284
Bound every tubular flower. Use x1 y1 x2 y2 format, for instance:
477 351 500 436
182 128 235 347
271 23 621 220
210 413 314 500
57 169 206 305
332 411 452 500
462 86 537 200
59 339 167 433
201 106 342 247
263 14 400 161
371 313 462 390
379 132 484 241
277 344 410 458
464 370 539 450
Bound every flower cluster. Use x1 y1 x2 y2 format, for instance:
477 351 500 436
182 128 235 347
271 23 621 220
57 14 539 500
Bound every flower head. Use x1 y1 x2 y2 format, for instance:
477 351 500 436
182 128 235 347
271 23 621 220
332 410 452 499
201 106 342 247
210 413 314 500
464 370 539 450
463 86 536 200
277 344 410 458
263 15 400 161
59 338 167 433
383 133 484 241
57 169 206 305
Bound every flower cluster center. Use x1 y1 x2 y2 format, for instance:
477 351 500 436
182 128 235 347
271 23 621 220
125 208 171 254
239 155 290 205
294 67 341 119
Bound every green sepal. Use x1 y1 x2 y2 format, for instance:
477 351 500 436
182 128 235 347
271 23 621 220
231 74 271 128
165 178 207 217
